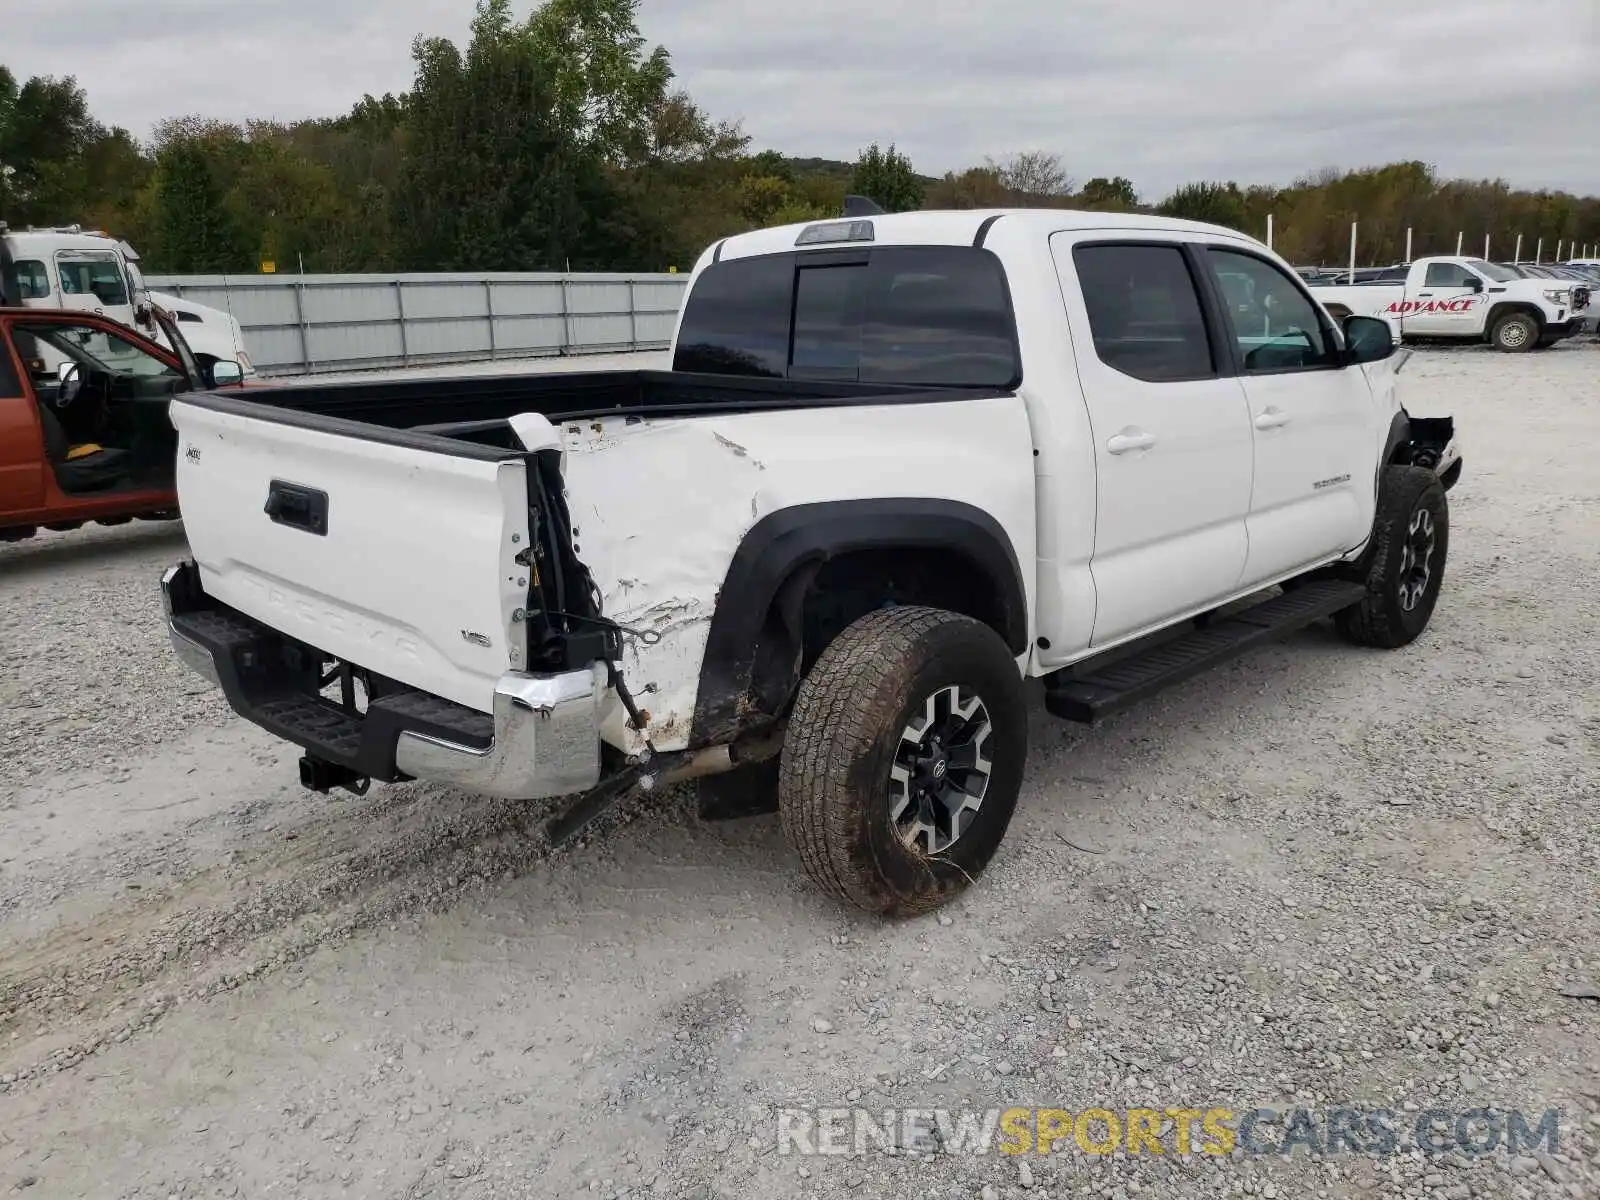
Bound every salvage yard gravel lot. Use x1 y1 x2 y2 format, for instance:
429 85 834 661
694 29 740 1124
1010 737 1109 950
2 344 1597 1200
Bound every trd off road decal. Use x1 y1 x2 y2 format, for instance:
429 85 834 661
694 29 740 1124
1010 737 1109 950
1385 297 1480 315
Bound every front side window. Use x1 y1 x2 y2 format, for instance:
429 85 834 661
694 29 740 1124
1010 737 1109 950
1206 248 1336 373
1425 262 1480 288
673 246 1020 387
14 321 181 382
55 254 130 305
1073 243 1215 382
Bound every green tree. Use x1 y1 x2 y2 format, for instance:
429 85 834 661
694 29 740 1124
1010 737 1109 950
851 142 923 212
148 136 253 272
1079 176 1138 209
521 0 674 165
1157 181 1248 230
0 68 114 225
394 3 634 271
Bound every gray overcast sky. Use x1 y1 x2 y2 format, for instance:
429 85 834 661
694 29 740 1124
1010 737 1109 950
8 0 1600 200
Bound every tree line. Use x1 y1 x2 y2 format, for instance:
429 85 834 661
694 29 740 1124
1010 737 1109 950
4 0 1597 276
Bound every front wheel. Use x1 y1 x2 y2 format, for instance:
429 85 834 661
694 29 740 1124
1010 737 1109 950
1335 465 1449 649
779 606 1028 916
1490 311 1539 352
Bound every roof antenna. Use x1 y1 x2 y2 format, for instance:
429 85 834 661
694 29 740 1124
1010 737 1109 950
842 194 884 218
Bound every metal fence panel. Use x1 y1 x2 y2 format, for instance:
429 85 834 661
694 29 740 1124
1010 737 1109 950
146 271 690 377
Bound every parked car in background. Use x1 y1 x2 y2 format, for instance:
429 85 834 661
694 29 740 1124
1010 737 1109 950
0 225 256 379
1 304 245 542
1309 256 1586 351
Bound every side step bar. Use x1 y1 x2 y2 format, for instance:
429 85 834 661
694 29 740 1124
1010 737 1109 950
1044 579 1368 723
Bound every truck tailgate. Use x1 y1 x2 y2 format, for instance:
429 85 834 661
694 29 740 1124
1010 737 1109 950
171 397 531 712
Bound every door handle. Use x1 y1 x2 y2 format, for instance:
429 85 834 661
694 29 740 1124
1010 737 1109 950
1254 408 1291 430
1417 292 1433 297
264 479 329 535
1106 429 1156 454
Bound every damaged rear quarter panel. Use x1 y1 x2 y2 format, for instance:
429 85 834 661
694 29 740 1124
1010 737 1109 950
557 396 1037 755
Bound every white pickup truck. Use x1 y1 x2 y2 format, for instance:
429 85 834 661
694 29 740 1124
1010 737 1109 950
1307 255 1587 351
159 209 1462 916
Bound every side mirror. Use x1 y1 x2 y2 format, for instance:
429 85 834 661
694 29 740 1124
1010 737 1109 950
1465 276 1483 293
206 359 244 388
1343 315 1396 365
134 303 154 327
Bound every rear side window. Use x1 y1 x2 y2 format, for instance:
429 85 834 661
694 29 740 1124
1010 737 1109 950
1072 243 1215 382
673 246 1020 387
10 259 52 300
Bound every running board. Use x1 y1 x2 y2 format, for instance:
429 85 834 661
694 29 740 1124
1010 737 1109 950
1043 579 1368 723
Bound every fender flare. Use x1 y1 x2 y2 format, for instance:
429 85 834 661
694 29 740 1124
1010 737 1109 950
690 498 1030 748
1380 410 1412 469
1484 300 1545 334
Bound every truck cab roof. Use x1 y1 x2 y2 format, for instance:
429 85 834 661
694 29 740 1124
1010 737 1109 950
703 208 1260 266
2 228 141 258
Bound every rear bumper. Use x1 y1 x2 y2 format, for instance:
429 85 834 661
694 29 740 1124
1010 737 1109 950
160 561 604 799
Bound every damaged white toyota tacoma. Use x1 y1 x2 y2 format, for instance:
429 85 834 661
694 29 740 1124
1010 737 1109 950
161 208 1462 916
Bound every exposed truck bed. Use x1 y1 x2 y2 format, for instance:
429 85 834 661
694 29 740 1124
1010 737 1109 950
222 368 983 456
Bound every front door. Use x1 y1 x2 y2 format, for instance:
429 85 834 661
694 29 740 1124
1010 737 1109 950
1400 260 1485 337
0 324 46 516
1051 235 1255 646
1198 245 1377 586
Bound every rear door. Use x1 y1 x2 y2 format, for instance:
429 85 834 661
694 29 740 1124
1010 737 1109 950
1050 235 1255 646
1196 244 1377 586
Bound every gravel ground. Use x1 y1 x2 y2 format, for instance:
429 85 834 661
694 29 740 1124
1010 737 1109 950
1 343 1597 1200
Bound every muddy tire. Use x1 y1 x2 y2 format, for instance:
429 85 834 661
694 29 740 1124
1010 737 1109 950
1489 310 1539 352
778 606 1027 917
1335 465 1448 649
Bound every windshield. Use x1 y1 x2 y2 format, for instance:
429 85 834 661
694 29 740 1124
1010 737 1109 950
56 255 130 305
1468 259 1521 283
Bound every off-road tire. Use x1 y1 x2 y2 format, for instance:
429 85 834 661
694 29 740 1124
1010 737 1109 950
1335 465 1448 649
779 606 1027 917
1490 311 1539 352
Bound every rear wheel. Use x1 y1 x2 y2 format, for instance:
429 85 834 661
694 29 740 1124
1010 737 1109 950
779 606 1027 916
1490 311 1539 352
1335 465 1448 649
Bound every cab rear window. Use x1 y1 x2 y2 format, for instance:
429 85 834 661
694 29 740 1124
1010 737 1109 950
673 246 1020 388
